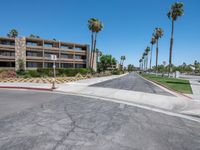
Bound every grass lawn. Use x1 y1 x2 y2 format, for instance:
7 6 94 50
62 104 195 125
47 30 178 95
141 73 192 94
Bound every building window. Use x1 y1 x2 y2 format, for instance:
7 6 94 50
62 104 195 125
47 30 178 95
0 51 15 56
44 52 59 58
0 40 15 46
0 61 15 67
61 63 73 68
44 62 59 68
44 43 53 48
75 64 86 68
26 51 43 57
74 47 83 51
75 55 86 60
26 62 43 68
60 45 69 49
26 41 38 46
61 54 74 59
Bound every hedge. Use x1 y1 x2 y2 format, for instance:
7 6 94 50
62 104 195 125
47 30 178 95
16 68 92 78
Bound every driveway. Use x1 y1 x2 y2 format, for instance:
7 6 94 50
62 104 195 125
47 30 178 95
91 72 173 96
0 89 200 150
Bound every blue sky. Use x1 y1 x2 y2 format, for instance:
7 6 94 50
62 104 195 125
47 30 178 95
0 0 199 67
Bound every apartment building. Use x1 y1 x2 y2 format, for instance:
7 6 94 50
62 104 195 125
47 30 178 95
0 37 91 70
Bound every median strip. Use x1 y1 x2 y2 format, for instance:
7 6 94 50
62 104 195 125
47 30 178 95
140 73 193 98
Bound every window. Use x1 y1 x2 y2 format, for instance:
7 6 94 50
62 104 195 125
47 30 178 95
0 61 15 67
61 54 73 59
44 62 59 68
0 40 15 46
26 51 43 57
26 42 38 46
75 64 86 68
44 52 59 58
75 47 83 51
0 51 15 56
44 43 53 48
26 62 43 68
75 55 86 60
60 45 69 49
61 63 73 68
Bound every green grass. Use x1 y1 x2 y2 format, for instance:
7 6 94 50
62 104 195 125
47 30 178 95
141 73 192 94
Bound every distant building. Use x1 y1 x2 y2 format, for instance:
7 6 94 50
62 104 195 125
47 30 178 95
0 37 97 70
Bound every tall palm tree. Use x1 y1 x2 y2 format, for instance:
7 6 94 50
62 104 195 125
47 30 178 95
142 55 145 70
88 18 103 70
95 48 102 64
150 36 156 70
120 56 126 70
7 29 18 38
139 59 142 70
145 46 150 70
154 27 164 73
167 2 184 76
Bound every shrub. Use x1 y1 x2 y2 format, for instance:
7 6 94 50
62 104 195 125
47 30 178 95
112 69 121 75
27 70 41 77
0 70 17 78
37 68 92 77
16 70 27 76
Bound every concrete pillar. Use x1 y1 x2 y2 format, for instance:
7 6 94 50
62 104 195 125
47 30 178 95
15 37 26 71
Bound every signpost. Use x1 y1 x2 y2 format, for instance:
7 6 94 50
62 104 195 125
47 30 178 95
50 55 57 89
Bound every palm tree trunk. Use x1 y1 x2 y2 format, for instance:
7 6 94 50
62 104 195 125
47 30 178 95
150 44 153 70
156 40 159 75
91 33 97 70
146 55 148 70
90 33 94 68
168 20 174 77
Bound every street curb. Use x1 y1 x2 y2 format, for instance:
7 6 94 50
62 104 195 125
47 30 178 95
138 74 193 100
0 86 53 91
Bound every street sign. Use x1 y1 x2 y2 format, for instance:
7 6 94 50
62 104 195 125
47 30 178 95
50 55 57 61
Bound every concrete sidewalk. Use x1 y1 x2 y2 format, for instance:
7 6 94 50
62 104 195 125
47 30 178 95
189 80 200 100
180 74 200 100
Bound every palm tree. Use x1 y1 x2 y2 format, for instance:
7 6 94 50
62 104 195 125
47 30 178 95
145 46 150 70
167 2 184 76
120 56 126 70
139 59 142 70
7 29 18 38
88 18 103 70
153 27 164 74
29 34 40 38
142 55 145 70
95 48 102 64
150 36 156 70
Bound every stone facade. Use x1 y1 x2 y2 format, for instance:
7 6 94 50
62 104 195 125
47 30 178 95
15 37 26 70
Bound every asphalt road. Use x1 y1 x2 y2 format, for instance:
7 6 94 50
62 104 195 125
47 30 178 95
91 72 173 96
0 89 200 150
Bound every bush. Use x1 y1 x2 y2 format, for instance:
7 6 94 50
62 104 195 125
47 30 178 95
16 70 27 76
27 70 41 77
112 69 121 75
37 68 92 77
0 70 17 78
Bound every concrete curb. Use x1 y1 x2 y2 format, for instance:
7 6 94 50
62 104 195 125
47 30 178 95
139 73 193 100
0 86 53 91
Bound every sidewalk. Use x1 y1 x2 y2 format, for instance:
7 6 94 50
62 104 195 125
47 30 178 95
0 82 52 91
189 80 200 100
179 74 200 100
